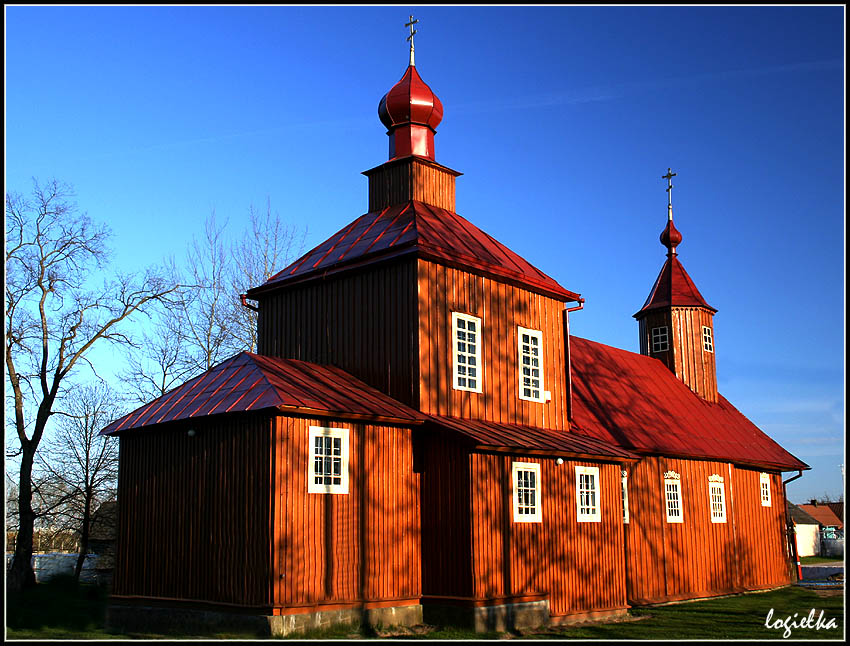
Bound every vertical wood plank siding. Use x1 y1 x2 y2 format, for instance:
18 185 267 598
272 417 421 608
113 415 273 606
365 158 458 212
638 308 717 402
469 454 627 616
257 259 419 407
420 431 473 598
624 457 791 605
417 259 569 429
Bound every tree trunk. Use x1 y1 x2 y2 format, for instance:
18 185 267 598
7 446 38 593
74 495 93 581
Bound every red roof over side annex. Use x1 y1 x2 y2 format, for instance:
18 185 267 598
247 200 581 303
101 352 426 435
569 335 808 471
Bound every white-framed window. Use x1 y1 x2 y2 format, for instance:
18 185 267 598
518 326 544 402
651 326 669 353
664 471 683 523
760 472 772 507
708 475 727 523
307 426 349 494
576 466 601 522
622 470 630 524
702 326 714 353
512 462 541 523
452 312 482 393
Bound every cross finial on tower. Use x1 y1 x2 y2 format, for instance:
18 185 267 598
405 15 418 66
662 168 677 221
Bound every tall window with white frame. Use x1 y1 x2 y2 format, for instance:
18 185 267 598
651 326 669 353
512 462 541 523
308 426 349 494
621 470 630 524
702 326 714 353
708 475 727 523
576 465 601 522
452 312 482 393
518 326 544 402
759 472 772 507
664 471 683 523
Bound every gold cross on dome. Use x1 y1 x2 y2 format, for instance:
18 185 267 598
405 15 418 66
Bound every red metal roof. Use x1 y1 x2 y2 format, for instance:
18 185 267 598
101 353 425 435
798 504 843 529
428 415 638 461
569 335 808 471
249 200 581 302
634 255 716 316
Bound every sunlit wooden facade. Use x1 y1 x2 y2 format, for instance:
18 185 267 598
105 54 807 635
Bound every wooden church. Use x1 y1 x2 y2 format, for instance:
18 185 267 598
102 33 808 635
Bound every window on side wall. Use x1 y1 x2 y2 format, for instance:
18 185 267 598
708 475 727 523
576 465 601 522
512 462 542 523
307 426 349 494
622 470 630 524
702 326 714 353
664 471 683 523
651 326 669 353
760 472 772 507
518 326 544 402
452 312 482 393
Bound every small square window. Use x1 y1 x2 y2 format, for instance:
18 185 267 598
664 472 683 523
760 473 772 507
308 426 349 494
512 462 541 523
708 477 726 523
576 466 601 522
651 326 669 353
518 326 544 402
452 312 483 393
702 326 714 353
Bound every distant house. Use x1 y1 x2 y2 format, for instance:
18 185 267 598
826 502 844 525
787 502 822 557
799 502 843 532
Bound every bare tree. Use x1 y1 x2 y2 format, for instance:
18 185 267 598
36 381 120 581
120 201 305 402
5 178 180 592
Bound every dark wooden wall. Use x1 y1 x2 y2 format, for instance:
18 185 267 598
417 259 570 429
468 454 628 617
113 414 273 608
365 157 459 212
624 456 790 605
257 258 419 408
271 416 422 611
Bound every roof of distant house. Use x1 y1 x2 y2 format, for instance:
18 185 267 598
798 503 844 529
569 335 808 471
786 501 821 526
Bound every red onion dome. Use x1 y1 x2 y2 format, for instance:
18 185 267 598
660 219 683 253
378 65 443 132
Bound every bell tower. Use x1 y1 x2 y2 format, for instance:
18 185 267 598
634 169 718 402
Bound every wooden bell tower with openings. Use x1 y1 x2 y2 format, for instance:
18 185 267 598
633 169 719 402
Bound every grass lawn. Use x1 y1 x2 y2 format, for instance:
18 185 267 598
5 577 844 640
801 555 845 565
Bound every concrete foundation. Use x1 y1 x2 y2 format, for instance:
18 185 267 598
106 602 423 637
423 600 549 632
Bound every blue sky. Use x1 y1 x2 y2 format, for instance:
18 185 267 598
5 6 844 502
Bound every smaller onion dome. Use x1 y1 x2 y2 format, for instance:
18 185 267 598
660 219 683 255
378 65 443 161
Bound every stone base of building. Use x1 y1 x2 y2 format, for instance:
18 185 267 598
106 601 423 637
422 597 550 632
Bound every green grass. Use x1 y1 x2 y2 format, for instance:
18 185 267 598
5 579 844 640
801 555 845 564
